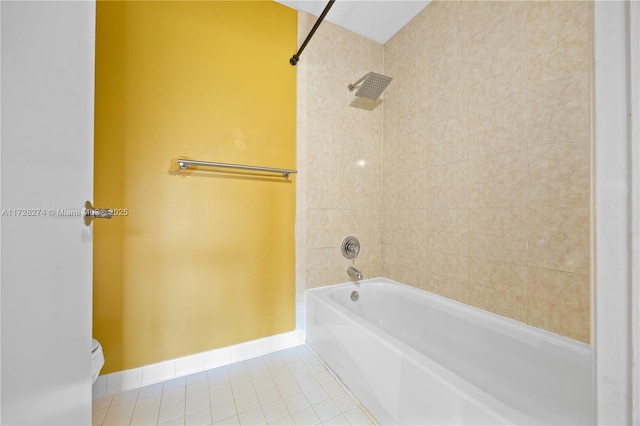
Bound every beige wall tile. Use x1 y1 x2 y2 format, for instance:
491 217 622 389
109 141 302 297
425 113 468 153
469 207 528 236
426 251 469 304
527 140 590 208
469 2 528 102
425 138 468 168
468 92 528 158
384 169 428 210
528 206 590 275
427 208 468 256
307 209 382 249
469 207 527 265
383 209 428 250
384 130 428 175
307 167 342 209
469 149 528 208
469 233 527 266
528 267 590 343
526 1 591 84
468 258 528 323
527 71 591 147
383 245 427 289
426 161 469 208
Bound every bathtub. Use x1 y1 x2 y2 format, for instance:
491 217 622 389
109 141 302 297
306 278 593 425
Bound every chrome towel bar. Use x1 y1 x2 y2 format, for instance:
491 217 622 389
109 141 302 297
177 159 297 178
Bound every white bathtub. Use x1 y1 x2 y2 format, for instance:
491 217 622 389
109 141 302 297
306 278 593 425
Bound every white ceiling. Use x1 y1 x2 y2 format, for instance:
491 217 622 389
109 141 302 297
275 1 431 44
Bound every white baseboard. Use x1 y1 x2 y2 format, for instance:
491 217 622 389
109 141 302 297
92 329 305 398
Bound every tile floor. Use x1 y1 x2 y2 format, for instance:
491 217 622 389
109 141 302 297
92 344 377 426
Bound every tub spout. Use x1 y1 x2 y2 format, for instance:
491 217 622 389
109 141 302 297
347 266 362 280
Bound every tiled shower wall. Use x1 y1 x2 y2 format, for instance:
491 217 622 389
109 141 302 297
383 1 591 343
297 1 591 343
296 12 384 300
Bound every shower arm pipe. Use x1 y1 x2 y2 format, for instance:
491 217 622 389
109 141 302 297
289 0 335 66
348 75 368 91
177 159 297 178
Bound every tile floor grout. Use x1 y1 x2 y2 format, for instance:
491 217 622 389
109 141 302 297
92 344 377 426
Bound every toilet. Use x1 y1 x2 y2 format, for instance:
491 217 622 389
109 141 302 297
91 338 105 384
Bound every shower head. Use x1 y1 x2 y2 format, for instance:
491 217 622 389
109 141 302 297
348 72 393 100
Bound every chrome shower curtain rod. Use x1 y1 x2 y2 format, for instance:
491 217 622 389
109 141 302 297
290 0 335 66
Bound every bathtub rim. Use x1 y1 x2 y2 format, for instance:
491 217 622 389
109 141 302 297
307 290 545 425
306 276 594 424
306 276 592 355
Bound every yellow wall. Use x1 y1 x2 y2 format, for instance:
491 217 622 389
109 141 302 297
94 1 297 373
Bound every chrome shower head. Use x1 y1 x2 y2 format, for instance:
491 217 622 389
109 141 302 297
348 72 393 100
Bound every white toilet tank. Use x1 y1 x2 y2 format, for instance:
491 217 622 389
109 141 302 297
91 338 105 384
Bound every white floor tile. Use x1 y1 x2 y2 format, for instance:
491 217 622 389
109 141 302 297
261 399 288 423
237 406 266 425
158 400 186 423
321 381 344 398
211 400 237 423
295 374 320 391
93 344 377 426
163 377 186 391
102 417 131 426
185 371 209 385
129 407 160 426
161 388 186 405
271 369 294 384
235 392 260 413
323 414 350 425
231 379 255 397
134 394 162 413
303 385 329 405
209 375 232 391
212 414 239 426
210 386 234 405
276 379 301 398
291 406 320 426
112 388 139 405
312 370 334 385
268 414 294 425
93 395 114 412
303 359 325 373
251 373 275 391
289 363 311 378
332 393 357 413
283 392 310 414
139 383 164 398
92 407 108 425
256 386 281 406
343 407 372 426
104 400 136 423
186 380 209 398
312 398 341 422
208 367 229 381
157 414 185 426
185 393 210 414
185 407 212 426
